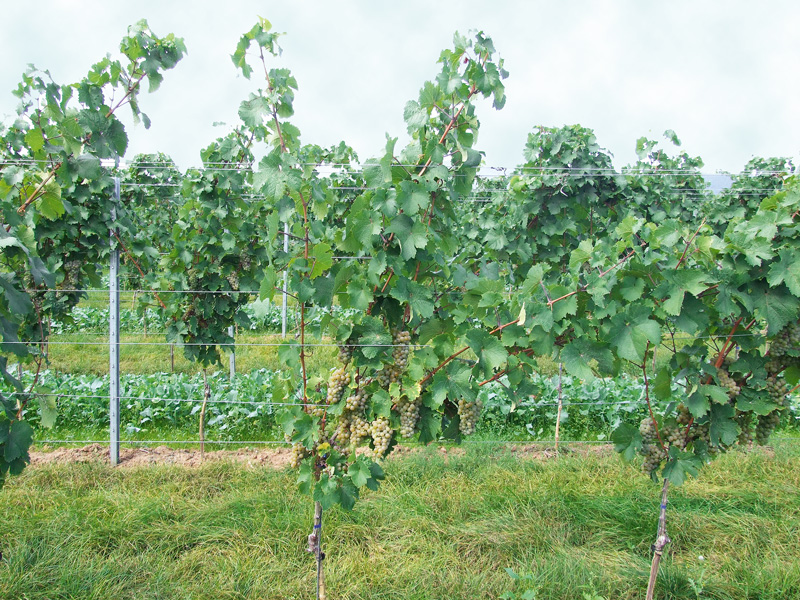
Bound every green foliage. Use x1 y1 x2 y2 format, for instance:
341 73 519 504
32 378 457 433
4 17 800 505
0 20 185 487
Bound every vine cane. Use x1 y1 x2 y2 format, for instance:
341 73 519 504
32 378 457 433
646 478 671 600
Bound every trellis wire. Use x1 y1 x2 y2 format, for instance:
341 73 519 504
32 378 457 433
4 389 646 409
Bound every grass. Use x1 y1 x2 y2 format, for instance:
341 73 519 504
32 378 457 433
1 443 800 599
39 333 336 376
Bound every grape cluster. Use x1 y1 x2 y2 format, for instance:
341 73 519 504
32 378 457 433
754 374 789 444
186 268 199 290
326 367 350 404
349 415 371 446
399 397 421 438
458 398 482 435
639 418 667 475
756 412 781 445
239 254 252 271
337 343 354 364
226 272 240 291
717 367 741 398
377 330 412 387
769 321 800 360
289 440 310 468
736 411 753 445
63 259 81 285
676 404 692 426
344 390 367 411
369 417 392 458
637 417 689 476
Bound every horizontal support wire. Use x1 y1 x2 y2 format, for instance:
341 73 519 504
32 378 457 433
7 340 430 347
33 439 291 446
4 389 645 409
12 333 762 347
28 437 800 446
4 157 791 177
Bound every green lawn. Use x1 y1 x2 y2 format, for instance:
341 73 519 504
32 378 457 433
1 442 799 599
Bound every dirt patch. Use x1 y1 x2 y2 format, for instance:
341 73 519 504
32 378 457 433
29 441 612 469
30 443 293 469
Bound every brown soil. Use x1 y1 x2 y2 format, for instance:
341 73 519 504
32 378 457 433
30 443 294 469
28 441 612 469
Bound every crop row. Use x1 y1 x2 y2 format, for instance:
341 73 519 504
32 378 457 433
6 369 800 442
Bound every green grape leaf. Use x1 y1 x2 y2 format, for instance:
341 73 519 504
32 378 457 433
662 447 701 486
417 404 442 444
37 388 58 429
709 403 739 446
755 288 799 335
0 276 33 315
339 480 359 511
466 329 508 379
309 243 333 279
607 307 661 362
611 423 642 461
3 420 34 463
313 474 342 510
297 461 314 495
560 340 613 380
768 249 800 296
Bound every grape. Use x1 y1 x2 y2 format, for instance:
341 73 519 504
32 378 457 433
337 343 353 364
717 367 740 398
349 416 370 446
736 411 753 445
399 397 421 438
288 436 309 468
458 398 481 435
226 272 240 291
377 329 412 388
755 412 781 445
187 269 200 290
344 390 367 412
369 417 392 458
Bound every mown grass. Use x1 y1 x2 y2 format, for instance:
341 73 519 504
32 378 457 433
41 333 337 376
1 442 799 599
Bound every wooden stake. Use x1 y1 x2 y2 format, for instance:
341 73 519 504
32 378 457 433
200 369 209 459
554 362 564 453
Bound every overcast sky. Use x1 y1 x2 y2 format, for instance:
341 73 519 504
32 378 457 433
1 1 798 175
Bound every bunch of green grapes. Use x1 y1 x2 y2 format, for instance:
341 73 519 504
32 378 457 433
349 415 371 446
639 418 668 476
369 417 392 458
755 375 789 444
344 390 367 411
736 411 754 445
769 321 800 361
377 329 412 387
458 398 482 435
289 439 310 468
337 343 353 364
717 367 741 398
312 366 350 418
399 396 421 438
326 367 350 404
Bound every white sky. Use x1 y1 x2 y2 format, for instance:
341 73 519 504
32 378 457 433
1 1 798 175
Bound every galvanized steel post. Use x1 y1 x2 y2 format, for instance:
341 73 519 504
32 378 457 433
282 221 289 338
109 173 121 465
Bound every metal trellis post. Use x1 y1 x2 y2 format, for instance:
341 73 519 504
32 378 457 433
228 325 236 380
282 221 289 338
109 173 121 466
